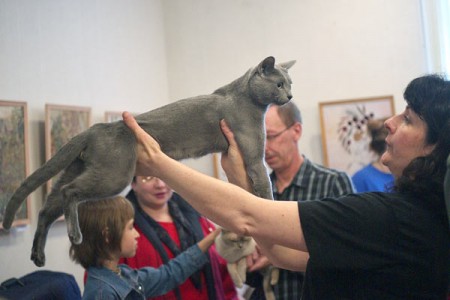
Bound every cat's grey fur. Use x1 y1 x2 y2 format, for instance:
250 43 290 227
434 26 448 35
2 56 295 267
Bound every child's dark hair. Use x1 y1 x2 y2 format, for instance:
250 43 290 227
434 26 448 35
69 196 134 269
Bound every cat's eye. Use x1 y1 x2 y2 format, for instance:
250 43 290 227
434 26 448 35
277 82 284 88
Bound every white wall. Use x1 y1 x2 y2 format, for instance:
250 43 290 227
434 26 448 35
0 0 428 292
162 0 427 164
0 0 169 290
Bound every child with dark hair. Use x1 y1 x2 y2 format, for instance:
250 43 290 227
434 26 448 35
70 196 220 300
352 118 394 192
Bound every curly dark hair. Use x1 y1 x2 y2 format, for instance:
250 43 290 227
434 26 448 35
394 74 450 211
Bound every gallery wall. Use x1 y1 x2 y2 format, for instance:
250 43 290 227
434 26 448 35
0 0 428 291
0 0 170 289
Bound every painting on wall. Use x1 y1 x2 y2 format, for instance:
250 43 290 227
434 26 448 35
319 95 395 176
45 104 91 193
104 111 123 123
0 100 30 228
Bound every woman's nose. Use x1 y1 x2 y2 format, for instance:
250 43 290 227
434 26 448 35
384 116 395 133
153 178 166 187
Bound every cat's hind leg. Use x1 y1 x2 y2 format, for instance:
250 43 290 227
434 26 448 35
31 183 65 266
62 161 135 244
226 262 244 288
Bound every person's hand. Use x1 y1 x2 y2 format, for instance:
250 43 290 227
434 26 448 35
122 111 164 176
246 245 271 272
219 120 252 192
197 228 221 253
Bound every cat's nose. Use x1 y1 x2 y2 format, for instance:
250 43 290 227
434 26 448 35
288 95 293 100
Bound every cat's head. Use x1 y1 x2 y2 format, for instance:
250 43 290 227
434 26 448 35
220 229 254 249
249 56 296 106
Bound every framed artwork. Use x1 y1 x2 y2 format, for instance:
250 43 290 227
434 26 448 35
0 100 30 228
319 95 395 176
45 104 91 193
104 111 123 123
104 111 140 123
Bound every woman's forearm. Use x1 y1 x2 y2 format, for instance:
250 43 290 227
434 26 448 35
153 153 306 250
123 112 307 251
255 238 309 271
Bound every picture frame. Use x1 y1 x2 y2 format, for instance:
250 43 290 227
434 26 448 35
0 100 30 228
45 104 91 193
104 111 123 123
319 95 395 176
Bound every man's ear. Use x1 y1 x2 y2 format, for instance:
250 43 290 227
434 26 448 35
293 122 303 141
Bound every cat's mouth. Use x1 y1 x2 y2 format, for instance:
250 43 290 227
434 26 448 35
275 98 290 105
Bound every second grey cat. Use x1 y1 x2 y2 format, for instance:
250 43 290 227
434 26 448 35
2 56 295 266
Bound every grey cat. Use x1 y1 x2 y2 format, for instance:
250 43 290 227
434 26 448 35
2 56 295 267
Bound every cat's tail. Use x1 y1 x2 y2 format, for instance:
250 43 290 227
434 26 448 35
2 132 89 230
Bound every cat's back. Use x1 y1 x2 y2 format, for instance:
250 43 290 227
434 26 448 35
137 93 227 121
80 121 136 160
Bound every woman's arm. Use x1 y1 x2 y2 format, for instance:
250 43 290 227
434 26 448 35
255 240 309 272
122 112 307 252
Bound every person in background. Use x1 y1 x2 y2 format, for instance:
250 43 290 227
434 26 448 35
246 102 355 300
352 118 394 192
70 196 220 300
120 176 238 300
122 73 450 299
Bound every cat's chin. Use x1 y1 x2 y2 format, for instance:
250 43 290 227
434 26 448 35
276 99 291 105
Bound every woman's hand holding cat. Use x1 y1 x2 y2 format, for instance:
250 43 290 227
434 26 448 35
122 111 166 177
246 245 272 272
219 119 253 192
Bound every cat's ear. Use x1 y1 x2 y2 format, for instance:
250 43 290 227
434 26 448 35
257 56 275 75
278 60 296 71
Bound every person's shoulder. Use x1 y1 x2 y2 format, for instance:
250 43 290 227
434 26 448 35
351 165 373 181
84 273 118 300
307 158 350 178
83 287 117 300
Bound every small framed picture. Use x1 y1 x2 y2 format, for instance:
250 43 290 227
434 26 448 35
104 111 123 123
319 95 395 176
0 100 30 228
45 104 91 193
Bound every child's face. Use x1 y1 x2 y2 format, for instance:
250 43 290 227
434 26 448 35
120 219 140 258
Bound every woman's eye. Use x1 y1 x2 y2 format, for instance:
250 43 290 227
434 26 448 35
403 114 410 123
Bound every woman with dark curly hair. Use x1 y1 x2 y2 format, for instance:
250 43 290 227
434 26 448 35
123 74 450 299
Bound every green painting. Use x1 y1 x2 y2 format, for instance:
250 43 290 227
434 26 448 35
0 101 29 228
